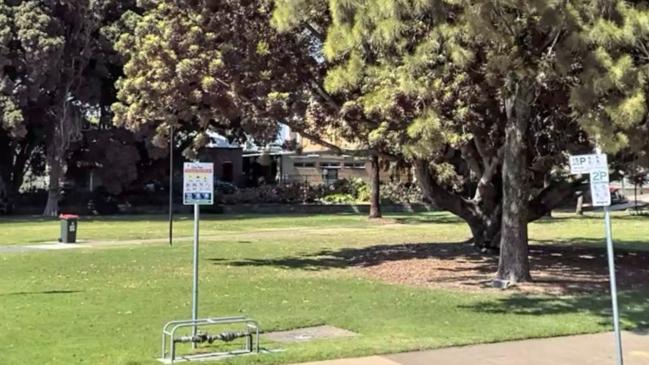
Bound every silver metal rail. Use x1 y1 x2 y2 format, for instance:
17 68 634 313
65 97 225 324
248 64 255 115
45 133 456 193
160 316 260 364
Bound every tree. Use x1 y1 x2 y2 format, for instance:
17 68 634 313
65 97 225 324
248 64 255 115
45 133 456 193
0 126 46 213
113 0 386 218
0 0 137 216
274 0 649 282
114 0 649 283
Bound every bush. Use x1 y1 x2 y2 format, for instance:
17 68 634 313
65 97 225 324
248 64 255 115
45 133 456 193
217 182 327 204
380 182 423 204
327 178 370 202
214 178 372 205
211 178 425 206
214 180 238 195
321 193 355 204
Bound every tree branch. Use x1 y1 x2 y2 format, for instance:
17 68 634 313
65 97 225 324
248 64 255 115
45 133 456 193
413 158 481 225
527 176 587 222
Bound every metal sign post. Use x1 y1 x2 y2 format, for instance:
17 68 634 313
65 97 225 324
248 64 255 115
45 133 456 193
191 203 199 348
604 206 624 365
183 162 214 349
169 125 174 247
569 153 623 365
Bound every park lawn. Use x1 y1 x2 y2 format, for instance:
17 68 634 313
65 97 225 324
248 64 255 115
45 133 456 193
0 212 457 246
529 212 649 250
1 210 648 251
1 213 649 365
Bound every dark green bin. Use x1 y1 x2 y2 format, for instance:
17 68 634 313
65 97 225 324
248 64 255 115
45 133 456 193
59 214 79 243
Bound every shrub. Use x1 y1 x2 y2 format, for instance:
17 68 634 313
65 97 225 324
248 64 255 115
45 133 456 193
217 182 327 204
380 182 423 204
321 193 355 204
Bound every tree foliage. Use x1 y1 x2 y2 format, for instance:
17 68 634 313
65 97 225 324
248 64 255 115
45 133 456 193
112 0 327 155
274 0 649 281
0 0 136 215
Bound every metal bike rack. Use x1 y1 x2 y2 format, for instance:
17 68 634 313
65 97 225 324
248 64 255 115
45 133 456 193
160 316 260 364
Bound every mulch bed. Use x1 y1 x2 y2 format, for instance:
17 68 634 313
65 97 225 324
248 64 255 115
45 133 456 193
352 243 649 295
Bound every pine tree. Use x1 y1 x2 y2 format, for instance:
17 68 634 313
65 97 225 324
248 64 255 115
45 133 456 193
274 0 649 282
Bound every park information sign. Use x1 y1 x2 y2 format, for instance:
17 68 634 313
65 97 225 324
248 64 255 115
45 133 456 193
183 162 214 205
569 153 622 365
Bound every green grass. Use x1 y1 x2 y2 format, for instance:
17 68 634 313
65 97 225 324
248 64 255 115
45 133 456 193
0 212 648 365
530 212 649 250
0 212 456 245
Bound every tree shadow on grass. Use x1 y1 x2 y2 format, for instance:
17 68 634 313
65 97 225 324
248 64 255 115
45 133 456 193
211 240 649 295
0 290 82 296
0 216 58 224
391 214 463 225
460 291 649 329
208 242 480 271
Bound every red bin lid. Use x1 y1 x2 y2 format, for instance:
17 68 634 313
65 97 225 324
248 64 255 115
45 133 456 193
59 214 79 219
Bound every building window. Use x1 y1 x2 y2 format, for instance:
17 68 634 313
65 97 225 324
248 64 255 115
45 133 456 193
294 161 316 168
322 168 339 185
344 162 366 169
320 162 341 168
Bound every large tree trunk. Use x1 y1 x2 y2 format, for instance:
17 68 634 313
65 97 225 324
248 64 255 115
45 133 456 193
497 85 532 284
0 132 12 213
368 153 382 219
0 174 8 214
43 146 63 217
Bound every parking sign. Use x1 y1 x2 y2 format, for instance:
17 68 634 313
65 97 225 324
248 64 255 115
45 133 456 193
568 154 610 207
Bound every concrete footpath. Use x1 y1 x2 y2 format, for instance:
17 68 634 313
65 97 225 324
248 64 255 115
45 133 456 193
295 331 649 365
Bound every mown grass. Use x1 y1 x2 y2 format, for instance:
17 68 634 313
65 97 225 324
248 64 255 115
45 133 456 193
0 212 457 245
0 212 648 365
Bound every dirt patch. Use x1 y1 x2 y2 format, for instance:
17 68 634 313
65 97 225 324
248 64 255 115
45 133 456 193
356 243 649 295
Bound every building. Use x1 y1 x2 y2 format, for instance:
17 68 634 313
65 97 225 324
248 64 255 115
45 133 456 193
199 134 244 185
241 128 397 186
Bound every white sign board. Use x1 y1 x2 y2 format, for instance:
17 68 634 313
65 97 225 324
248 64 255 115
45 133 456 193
183 162 214 205
590 170 611 207
569 154 608 174
569 154 610 207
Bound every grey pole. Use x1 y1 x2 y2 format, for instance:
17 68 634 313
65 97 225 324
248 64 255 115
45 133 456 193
192 203 200 349
169 125 174 246
604 207 624 365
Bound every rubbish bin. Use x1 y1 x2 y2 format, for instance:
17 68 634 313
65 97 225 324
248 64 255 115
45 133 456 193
59 214 79 243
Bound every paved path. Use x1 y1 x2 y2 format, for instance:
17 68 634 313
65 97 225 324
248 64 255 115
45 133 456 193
295 331 649 365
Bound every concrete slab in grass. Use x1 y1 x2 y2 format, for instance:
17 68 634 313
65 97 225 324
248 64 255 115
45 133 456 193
264 325 358 343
